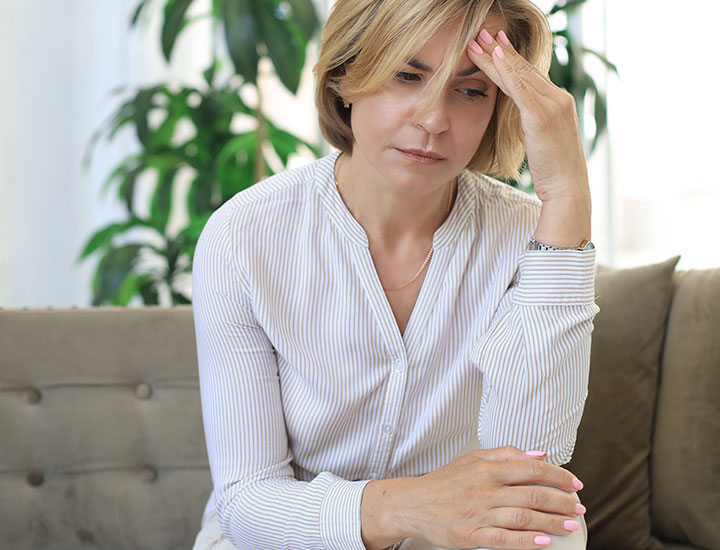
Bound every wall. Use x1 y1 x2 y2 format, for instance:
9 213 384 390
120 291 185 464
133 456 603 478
0 0 210 307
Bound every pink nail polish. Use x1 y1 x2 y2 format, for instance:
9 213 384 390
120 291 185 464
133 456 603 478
479 29 494 44
494 46 505 60
525 450 546 457
575 503 587 515
572 477 584 490
564 520 580 532
498 30 511 46
534 535 552 546
469 40 484 55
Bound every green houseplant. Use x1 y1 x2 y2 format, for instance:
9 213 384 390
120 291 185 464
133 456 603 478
81 0 615 306
80 0 321 306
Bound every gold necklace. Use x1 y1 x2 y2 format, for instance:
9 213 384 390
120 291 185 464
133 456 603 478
381 186 453 292
333 158 455 293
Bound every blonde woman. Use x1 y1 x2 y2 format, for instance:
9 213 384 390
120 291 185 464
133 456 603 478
191 0 598 549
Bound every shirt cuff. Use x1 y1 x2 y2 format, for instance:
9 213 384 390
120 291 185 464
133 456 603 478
320 476 372 550
513 249 596 306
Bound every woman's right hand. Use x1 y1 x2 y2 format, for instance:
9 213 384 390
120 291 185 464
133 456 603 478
360 446 585 550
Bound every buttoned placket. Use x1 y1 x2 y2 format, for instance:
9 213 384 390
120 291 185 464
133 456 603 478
317 151 475 480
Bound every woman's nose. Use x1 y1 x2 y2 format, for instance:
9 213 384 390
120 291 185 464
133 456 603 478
413 96 451 135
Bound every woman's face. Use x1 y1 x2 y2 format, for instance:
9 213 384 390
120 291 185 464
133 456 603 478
348 14 502 195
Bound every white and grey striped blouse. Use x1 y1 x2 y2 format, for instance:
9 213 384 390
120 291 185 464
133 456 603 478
191 151 598 550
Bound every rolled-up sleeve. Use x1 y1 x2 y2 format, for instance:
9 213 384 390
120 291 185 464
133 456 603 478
192 203 370 550
470 249 599 466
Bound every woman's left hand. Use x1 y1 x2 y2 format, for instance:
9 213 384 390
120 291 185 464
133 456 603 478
467 28 591 247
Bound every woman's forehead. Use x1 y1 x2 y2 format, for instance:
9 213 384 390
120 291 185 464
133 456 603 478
408 12 504 72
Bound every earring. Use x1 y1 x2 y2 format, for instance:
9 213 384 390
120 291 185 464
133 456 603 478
343 102 350 109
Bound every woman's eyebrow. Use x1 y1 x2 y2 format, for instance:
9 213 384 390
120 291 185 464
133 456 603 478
457 65 482 77
407 58 433 72
407 58 482 77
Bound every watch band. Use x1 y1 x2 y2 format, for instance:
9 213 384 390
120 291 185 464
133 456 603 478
528 237 595 251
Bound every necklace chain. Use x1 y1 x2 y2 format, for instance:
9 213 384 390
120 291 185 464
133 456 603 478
381 186 453 292
333 160 455 292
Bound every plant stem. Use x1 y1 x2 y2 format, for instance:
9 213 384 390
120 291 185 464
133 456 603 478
254 81 267 183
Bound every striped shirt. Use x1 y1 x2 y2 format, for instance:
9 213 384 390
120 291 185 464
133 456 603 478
191 151 598 550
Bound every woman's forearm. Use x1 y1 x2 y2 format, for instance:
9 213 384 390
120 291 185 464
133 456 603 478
361 477 415 550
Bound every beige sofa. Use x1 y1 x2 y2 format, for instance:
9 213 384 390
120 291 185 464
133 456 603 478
1 258 718 550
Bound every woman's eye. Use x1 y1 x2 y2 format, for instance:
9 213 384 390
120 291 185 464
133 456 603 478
459 88 489 100
395 71 421 83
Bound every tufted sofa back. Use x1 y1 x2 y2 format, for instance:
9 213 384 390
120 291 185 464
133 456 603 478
0 306 211 550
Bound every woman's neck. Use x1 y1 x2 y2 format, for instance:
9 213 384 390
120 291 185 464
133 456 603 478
335 152 456 251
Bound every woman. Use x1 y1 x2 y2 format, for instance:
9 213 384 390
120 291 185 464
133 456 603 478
192 0 598 549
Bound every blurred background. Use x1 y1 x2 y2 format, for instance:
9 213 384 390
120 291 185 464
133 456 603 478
1 0 718 308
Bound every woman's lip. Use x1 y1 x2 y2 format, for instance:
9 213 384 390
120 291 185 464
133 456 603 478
396 148 445 163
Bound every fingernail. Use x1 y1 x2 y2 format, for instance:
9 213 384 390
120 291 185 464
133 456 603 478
525 450 546 458
469 40 484 55
572 477 584 490
498 30 511 46
575 503 587 515
564 520 580 532
479 29 494 44
534 535 552 546
494 46 505 60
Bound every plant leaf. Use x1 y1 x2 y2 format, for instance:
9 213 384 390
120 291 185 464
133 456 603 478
587 79 608 152
268 120 321 158
267 125 298 166
188 174 215 216
222 0 259 84
180 212 212 242
92 244 143 306
256 1 305 94
203 59 221 88
161 0 194 62
150 165 180 232
77 218 145 261
83 95 138 169
118 163 147 213
137 274 160 305
581 47 620 76
151 113 181 148
172 291 192 305
216 131 256 166
285 0 319 41
130 0 151 27
134 88 157 147
548 0 587 16
211 0 224 18
113 273 141 306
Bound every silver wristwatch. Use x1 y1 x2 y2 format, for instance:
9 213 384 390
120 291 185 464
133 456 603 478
528 237 595 251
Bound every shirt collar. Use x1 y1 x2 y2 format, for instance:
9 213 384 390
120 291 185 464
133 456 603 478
315 150 478 249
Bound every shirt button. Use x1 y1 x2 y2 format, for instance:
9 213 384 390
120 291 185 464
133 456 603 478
394 360 404 372
369 472 378 480
382 423 394 434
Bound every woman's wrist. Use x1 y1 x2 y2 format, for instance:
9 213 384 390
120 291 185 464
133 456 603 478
360 477 416 550
534 195 592 249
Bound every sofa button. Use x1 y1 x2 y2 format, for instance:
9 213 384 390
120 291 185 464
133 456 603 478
27 470 44 487
140 466 158 483
25 388 42 404
134 383 153 400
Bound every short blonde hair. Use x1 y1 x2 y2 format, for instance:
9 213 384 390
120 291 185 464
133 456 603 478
314 0 553 181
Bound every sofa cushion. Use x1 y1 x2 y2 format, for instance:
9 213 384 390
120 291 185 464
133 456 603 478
0 306 211 550
651 268 720 550
567 256 679 550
